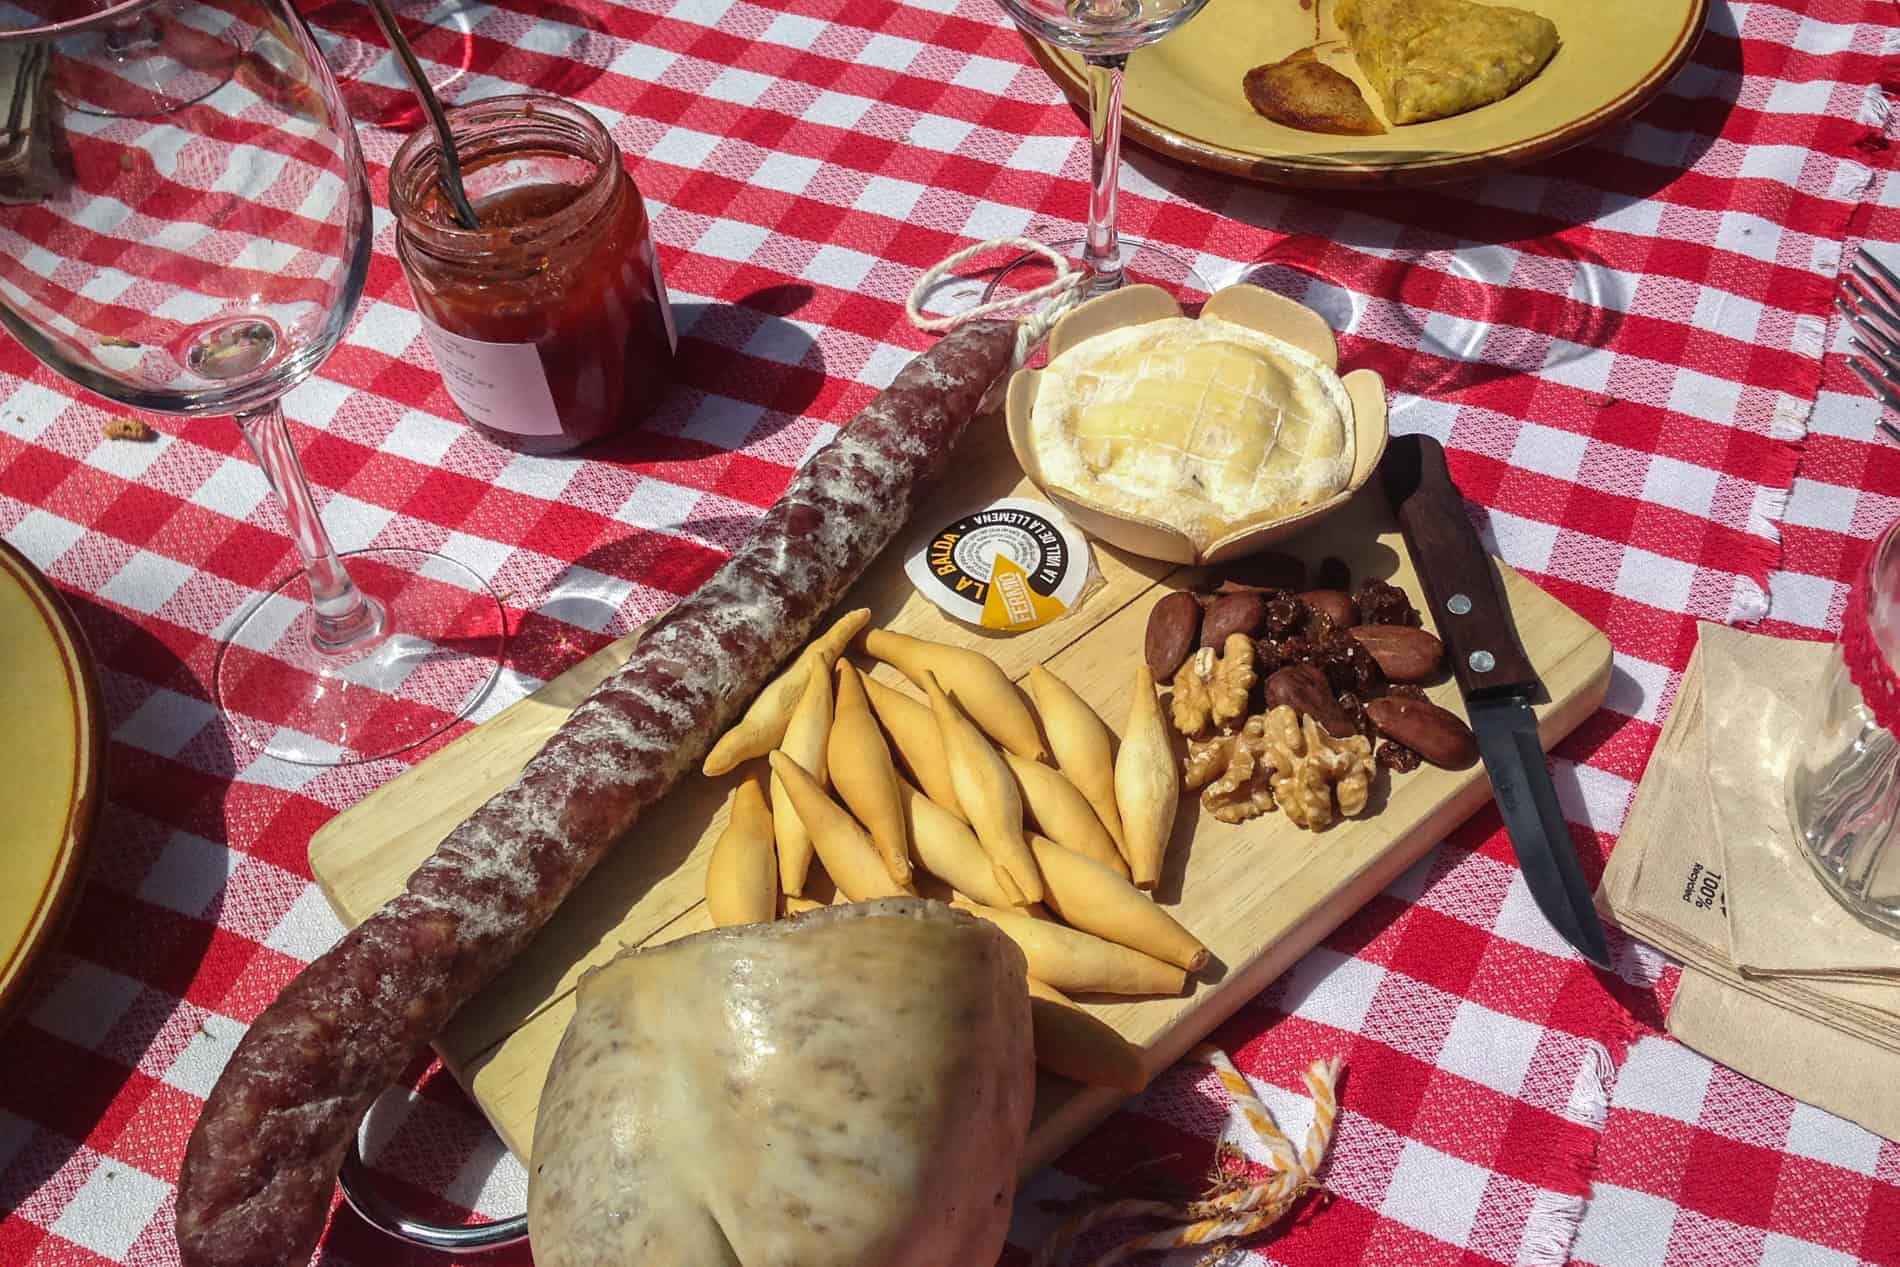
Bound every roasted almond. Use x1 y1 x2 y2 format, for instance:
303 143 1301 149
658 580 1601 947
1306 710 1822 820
1347 625 1444 683
1297 589 1356 630
1364 696 1476 768
1201 590 1269 648
1263 664 1354 738
1144 591 1203 683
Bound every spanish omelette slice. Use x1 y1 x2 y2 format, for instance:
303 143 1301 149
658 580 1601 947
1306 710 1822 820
1334 0 1561 125
1243 47 1385 135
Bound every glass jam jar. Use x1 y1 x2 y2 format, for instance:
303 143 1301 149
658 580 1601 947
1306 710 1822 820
390 95 676 455
1786 515 1900 938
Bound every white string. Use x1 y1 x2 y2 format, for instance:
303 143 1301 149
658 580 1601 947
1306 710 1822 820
906 235 1092 372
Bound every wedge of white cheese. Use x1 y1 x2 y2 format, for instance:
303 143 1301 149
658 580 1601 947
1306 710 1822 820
528 898 1034 1267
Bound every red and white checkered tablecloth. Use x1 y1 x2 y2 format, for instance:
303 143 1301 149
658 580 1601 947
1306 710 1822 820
3 0 1899 1263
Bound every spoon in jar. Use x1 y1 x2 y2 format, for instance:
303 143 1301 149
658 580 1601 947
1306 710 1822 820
362 0 479 229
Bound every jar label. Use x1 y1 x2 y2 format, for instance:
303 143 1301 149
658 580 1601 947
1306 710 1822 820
418 316 564 437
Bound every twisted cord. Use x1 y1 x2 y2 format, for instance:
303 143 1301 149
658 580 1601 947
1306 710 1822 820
1032 1047 1346 1267
905 236 1091 372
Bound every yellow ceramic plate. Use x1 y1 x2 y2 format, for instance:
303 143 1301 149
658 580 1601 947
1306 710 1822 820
0 539 103 1027
1026 0 1707 188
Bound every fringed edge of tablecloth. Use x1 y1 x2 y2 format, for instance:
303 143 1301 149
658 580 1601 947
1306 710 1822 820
1745 34 1900 622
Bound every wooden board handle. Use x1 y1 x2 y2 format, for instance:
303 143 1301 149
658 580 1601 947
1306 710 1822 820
1381 434 1541 700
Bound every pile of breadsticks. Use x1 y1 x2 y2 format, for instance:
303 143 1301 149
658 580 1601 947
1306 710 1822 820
698 610 1205 1092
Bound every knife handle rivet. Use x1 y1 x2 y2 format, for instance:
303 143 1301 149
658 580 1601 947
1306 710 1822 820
1468 649 1496 673
1447 593 1472 615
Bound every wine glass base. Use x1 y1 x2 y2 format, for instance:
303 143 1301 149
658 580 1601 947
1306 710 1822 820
215 548 507 766
305 0 476 130
1225 233 1622 404
979 234 1213 309
52 6 237 118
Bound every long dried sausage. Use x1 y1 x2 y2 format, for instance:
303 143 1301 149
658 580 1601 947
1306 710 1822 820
175 320 1018 1267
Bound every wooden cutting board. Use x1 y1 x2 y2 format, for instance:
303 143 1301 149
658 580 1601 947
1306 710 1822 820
309 417 1611 1176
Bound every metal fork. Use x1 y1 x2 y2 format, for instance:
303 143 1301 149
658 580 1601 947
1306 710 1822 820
1836 250 1900 445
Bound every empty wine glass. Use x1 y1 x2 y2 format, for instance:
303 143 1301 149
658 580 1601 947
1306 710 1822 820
0 0 506 764
300 0 608 132
301 0 475 131
10 0 237 118
991 0 1211 298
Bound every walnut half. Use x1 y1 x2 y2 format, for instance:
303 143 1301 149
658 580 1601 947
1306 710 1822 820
1260 705 1375 831
1170 634 1257 737
1197 714 1276 824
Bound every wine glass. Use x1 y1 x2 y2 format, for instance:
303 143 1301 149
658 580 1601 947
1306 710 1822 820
0 0 506 765
9 0 236 119
300 0 475 131
991 0 1211 298
299 0 608 132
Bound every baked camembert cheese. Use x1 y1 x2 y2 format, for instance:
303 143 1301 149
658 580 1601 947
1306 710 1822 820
1026 315 1355 550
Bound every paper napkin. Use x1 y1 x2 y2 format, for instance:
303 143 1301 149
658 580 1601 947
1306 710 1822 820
1599 626 1900 1138
1699 623 1900 981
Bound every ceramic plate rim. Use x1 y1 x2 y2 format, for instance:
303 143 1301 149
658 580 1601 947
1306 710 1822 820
0 538 105 1028
1023 0 1709 189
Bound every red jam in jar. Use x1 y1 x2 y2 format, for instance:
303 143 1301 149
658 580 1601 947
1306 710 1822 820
390 96 676 455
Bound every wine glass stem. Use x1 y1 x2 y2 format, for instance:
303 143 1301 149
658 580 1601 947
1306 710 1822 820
234 403 386 654
1082 52 1128 288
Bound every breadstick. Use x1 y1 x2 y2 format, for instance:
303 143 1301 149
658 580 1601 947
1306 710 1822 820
1115 666 1178 889
1004 750 1129 878
865 628 1046 759
1029 835 1207 971
925 672 1042 905
896 776 1013 909
703 609 869 775
771 667 833 896
1027 664 1128 862
768 752 910 902
828 661 910 884
1027 978 1148 1092
951 898 1184 995
705 778 776 927
863 675 963 819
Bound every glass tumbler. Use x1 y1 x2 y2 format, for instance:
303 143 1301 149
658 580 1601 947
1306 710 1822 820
1787 515 1900 937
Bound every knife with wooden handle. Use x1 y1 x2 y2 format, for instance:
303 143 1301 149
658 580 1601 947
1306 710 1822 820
1383 433 1611 970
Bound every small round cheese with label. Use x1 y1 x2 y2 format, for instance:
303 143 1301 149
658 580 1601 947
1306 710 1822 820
904 498 1093 632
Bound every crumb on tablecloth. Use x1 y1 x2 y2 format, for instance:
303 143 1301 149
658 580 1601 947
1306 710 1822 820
103 416 157 442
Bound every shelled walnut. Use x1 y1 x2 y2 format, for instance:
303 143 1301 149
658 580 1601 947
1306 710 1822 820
1186 715 1276 823
1170 634 1256 736
1183 730 1235 790
1260 705 1375 830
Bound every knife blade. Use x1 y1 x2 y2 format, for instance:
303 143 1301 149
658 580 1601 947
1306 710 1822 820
1382 433 1612 970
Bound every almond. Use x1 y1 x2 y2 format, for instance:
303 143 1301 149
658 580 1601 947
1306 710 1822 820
1144 591 1203 683
1347 625 1444 683
1200 590 1269 648
1364 696 1476 768
1297 589 1356 630
1263 664 1354 738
